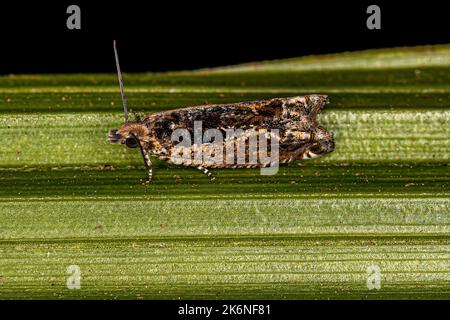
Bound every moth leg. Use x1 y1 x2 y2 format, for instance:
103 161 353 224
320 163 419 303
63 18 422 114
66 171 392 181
197 165 215 181
138 143 153 184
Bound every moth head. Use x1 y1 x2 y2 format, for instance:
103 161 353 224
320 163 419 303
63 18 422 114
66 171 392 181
109 123 150 148
301 127 335 159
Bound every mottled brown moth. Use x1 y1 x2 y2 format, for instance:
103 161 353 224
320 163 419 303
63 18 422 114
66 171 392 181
109 41 335 183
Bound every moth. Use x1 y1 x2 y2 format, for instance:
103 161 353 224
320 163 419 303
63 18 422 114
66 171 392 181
108 41 335 183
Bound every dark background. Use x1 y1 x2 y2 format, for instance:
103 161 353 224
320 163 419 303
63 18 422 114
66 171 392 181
0 1 448 74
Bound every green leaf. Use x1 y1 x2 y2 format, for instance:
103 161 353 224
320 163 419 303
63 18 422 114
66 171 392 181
0 45 449 299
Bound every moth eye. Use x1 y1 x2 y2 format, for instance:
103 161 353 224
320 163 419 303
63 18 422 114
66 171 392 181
125 137 139 148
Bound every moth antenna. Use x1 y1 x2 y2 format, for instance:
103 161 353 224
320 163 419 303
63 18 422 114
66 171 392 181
113 40 129 123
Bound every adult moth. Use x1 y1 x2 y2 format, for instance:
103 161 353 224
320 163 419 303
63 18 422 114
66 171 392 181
108 41 335 183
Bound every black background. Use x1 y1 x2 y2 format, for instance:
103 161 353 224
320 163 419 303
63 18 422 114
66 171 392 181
0 1 449 74
0 300 446 318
